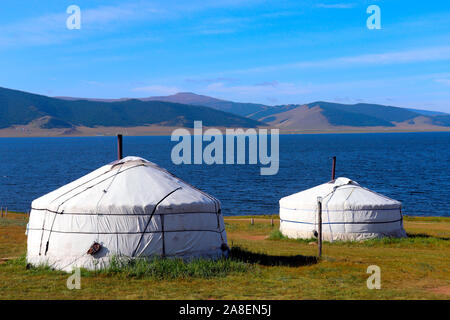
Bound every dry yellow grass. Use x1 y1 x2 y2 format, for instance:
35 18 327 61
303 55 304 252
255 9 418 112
0 213 448 300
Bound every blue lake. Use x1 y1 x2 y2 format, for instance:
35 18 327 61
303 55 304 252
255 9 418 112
0 132 448 216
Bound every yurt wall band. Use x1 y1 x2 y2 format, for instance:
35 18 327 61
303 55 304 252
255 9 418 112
279 177 407 241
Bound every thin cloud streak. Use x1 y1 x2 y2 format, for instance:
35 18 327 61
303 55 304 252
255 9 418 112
132 85 181 95
227 46 450 75
435 78 450 85
0 0 264 48
0 2 164 48
316 3 356 9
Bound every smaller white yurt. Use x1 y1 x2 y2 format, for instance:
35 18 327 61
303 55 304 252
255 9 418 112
27 156 228 272
279 177 407 241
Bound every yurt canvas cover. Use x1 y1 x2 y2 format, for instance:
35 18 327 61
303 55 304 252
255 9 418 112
27 157 228 271
279 177 406 241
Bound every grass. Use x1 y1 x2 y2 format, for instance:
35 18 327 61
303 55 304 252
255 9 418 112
268 229 317 244
267 229 449 248
8 254 253 280
0 212 449 299
96 255 253 280
403 215 449 223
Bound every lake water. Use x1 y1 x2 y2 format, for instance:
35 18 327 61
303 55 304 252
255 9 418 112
0 132 448 216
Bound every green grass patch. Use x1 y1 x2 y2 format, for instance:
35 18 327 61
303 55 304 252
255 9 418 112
224 221 276 233
355 233 449 248
7 254 254 280
0 218 28 227
226 215 279 220
268 229 448 248
4 254 68 276
268 229 316 244
98 255 253 279
403 215 450 223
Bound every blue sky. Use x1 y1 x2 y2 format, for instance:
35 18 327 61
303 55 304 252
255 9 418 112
0 0 449 112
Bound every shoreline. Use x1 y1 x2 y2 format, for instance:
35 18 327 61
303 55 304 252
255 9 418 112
1 126 449 138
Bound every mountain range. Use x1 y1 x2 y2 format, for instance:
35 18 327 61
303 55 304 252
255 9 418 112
1 86 449 136
0 87 261 131
56 91 270 117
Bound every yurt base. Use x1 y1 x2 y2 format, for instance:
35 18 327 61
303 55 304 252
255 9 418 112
279 228 408 242
27 249 228 273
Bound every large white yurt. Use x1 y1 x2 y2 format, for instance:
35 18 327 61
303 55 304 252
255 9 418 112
27 156 228 272
279 177 407 241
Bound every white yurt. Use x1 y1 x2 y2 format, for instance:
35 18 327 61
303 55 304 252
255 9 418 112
27 156 228 272
279 177 407 241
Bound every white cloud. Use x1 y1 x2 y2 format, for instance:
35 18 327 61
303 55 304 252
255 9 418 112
131 85 180 95
228 46 450 74
202 81 311 96
316 3 355 9
0 0 263 48
185 77 237 84
80 2 165 30
0 2 164 48
435 78 450 85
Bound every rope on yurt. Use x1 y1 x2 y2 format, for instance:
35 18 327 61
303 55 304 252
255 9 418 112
44 166 118 208
41 200 69 255
94 162 125 243
46 164 146 214
131 187 182 258
314 186 336 236
205 194 225 244
40 163 144 256
182 183 225 244
37 165 135 254
43 207 63 255
145 162 226 245
317 183 381 241
400 206 404 230
160 214 166 257
38 210 49 256
360 185 404 229
316 183 354 242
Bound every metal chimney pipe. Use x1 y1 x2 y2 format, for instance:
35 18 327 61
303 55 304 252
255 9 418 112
117 134 123 160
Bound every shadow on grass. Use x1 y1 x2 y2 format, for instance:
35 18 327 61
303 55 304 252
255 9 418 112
406 233 449 241
229 246 318 267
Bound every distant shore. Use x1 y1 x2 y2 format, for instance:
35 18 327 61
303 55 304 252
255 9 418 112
1 124 449 138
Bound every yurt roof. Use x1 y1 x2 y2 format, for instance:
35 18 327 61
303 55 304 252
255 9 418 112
280 177 401 211
31 156 219 214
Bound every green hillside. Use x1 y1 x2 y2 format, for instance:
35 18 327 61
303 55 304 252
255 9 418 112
431 114 450 126
1 87 448 131
250 101 449 128
143 92 270 117
310 101 420 123
248 104 298 120
0 87 263 129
